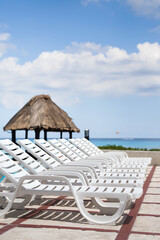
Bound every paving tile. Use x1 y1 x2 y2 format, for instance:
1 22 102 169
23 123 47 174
58 229 117 240
151 178 160 182
143 195 160 203
154 167 160 171
149 182 160 187
147 188 160 194
0 227 60 240
129 234 160 240
152 174 160 178
0 227 118 240
153 173 160 176
0 218 18 224
132 216 160 233
139 203 160 215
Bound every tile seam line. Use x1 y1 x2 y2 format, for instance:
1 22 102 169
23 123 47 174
146 193 160 195
2 223 120 233
138 213 160 217
131 231 160 236
143 202 160 204
115 165 156 240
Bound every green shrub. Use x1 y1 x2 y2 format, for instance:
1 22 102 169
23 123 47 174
98 144 159 151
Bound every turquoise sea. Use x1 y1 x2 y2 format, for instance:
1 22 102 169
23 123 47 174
90 138 160 150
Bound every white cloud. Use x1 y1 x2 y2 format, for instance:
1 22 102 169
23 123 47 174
0 33 13 57
1 41 160 108
150 25 160 33
127 0 160 18
0 43 8 57
0 33 15 58
82 0 160 18
0 33 10 41
0 42 15 58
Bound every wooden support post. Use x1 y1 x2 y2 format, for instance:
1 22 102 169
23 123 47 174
69 131 72 139
25 129 28 139
44 130 47 141
12 130 16 143
60 131 63 139
35 129 40 139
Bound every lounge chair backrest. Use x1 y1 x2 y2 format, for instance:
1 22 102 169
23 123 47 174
34 139 71 164
49 139 82 161
80 139 126 159
59 139 88 159
0 139 46 174
0 150 28 185
80 138 130 159
76 138 100 155
0 150 40 189
81 138 103 154
69 139 95 156
18 139 61 169
71 139 120 159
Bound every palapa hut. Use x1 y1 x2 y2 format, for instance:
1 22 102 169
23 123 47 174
3 94 80 142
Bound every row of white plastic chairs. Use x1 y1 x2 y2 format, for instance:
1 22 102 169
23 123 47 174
0 138 151 225
69 138 151 164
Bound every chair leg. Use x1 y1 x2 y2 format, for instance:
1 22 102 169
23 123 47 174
0 195 15 218
75 193 130 225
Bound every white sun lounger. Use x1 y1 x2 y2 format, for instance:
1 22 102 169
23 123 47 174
69 138 151 165
0 139 144 214
48 139 147 174
17 139 144 188
33 139 146 179
49 139 148 170
59 139 142 165
0 139 144 187
0 150 143 225
0 139 114 188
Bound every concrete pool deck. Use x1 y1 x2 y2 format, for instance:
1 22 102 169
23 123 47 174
0 160 160 239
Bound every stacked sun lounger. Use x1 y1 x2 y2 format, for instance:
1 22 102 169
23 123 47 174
1 148 142 225
0 138 150 225
32 139 147 178
69 138 152 165
50 139 149 170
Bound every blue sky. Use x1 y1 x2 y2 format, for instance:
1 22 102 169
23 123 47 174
1 0 160 139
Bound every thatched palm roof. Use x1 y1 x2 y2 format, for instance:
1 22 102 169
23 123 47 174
4 94 80 132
